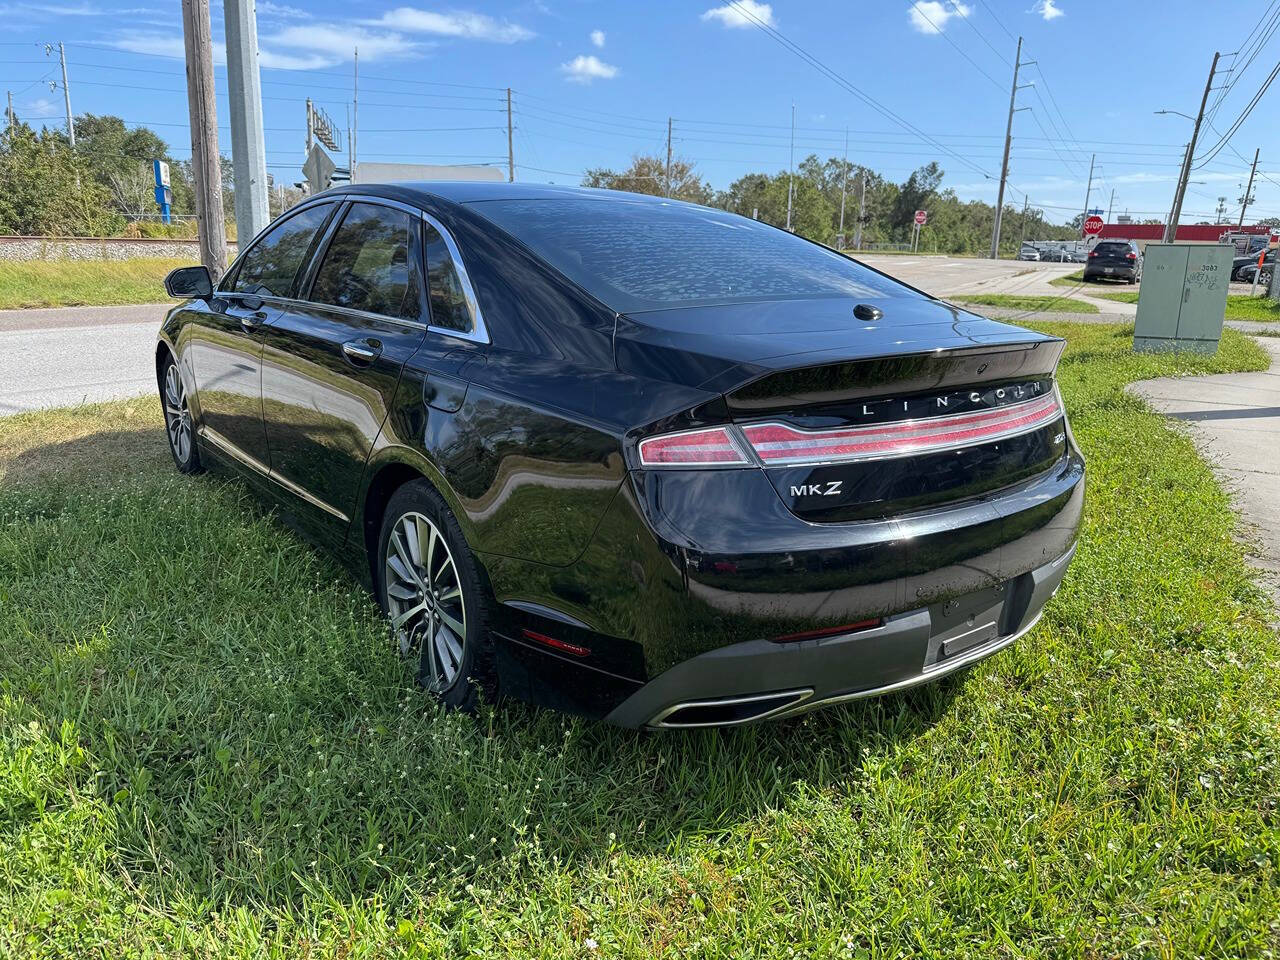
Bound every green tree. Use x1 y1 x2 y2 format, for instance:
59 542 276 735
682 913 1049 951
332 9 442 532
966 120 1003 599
0 121 121 235
582 153 713 205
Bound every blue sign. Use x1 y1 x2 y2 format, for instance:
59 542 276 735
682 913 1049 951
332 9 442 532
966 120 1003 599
153 159 172 225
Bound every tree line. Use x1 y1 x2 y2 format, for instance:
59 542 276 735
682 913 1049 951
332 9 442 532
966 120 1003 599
0 113 301 238
1 112 1126 253
585 153 1080 256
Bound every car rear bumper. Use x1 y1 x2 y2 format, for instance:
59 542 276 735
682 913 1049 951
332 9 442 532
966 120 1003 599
604 541 1075 727
1084 264 1136 280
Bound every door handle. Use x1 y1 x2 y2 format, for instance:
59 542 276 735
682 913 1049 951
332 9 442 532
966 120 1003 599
342 339 382 364
239 311 267 333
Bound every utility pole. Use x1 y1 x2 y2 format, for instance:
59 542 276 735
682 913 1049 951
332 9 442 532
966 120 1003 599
990 36 1027 259
1018 195 1030 247
506 88 514 182
225 0 270 242
351 47 358 180
1238 147 1260 227
305 98 314 152
854 171 866 251
785 102 795 231
56 43 75 148
837 127 848 250
1081 153 1096 233
5 90 13 132
1163 51 1220 244
181 0 228 279
1106 188 1115 224
665 116 673 198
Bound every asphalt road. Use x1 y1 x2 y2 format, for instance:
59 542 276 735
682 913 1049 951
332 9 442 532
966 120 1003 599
0 303 170 415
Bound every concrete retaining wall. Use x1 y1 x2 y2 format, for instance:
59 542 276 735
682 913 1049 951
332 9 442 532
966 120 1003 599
0 236 238 262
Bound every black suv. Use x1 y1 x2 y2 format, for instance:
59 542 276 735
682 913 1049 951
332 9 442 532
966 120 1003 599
1084 239 1143 284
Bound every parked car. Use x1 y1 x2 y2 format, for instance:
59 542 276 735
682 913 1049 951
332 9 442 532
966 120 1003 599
1017 245 1041 261
1039 246 1070 263
1232 248 1275 281
1238 259 1274 287
1084 239 1143 284
157 183 1084 728
1067 249 1089 264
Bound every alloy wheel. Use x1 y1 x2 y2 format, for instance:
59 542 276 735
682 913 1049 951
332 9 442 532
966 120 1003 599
163 362 193 464
385 511 467 693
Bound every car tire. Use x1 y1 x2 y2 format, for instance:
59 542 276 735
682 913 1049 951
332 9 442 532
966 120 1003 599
160 352 203 475
376 478 497 712
1260 270 1273 287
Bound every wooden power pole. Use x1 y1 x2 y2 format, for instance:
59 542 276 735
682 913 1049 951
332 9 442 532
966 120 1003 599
506 87 514 182
181 0 228 279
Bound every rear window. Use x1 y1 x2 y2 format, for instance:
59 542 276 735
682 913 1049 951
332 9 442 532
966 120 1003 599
466 197 906 312
1094 242 1132 255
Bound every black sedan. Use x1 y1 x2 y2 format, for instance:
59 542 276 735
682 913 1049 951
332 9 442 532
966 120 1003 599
1084 239 1143 284
158 183 1083 728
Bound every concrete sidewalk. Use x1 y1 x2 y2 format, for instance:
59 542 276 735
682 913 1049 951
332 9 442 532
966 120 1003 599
1129 336 1280 601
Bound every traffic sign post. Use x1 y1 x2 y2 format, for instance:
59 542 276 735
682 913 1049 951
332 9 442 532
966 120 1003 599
1083 214 1104 238
153 159 172 225
912 210 927 252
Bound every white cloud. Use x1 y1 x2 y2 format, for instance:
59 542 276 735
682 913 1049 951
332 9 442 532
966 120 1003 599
111 33 224 63
256 1 309 19
908 1 971 34
701 0 774 29
364 7 533 42
590 28 605 47
266 23 420 62
21 96 58 118
1032 0 1064 20
559 54 618 84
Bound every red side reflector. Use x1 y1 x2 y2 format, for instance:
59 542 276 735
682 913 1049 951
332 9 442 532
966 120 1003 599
637 426 749 467
741 392 1062 466
772 618 882 643
521 628 591 658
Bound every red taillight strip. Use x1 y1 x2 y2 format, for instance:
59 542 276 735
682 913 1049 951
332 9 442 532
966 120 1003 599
637 426 749 466
742 392 1062 465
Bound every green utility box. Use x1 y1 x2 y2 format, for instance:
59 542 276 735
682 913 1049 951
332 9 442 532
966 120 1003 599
1133 243 1231 354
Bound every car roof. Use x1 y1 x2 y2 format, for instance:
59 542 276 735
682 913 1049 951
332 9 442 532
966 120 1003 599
311 180 676 207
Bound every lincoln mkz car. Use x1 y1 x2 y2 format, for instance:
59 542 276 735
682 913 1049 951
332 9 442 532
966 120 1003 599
157 183 1084 729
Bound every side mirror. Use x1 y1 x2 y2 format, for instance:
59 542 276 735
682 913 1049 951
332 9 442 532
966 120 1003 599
164 265 213 300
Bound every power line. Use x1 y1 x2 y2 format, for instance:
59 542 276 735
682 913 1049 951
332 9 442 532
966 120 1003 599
906 3 1005 90
721 1 996 180
1194 59 1279 169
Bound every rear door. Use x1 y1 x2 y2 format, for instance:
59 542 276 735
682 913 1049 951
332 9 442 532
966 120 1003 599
259 198 428 540
191 201 336 467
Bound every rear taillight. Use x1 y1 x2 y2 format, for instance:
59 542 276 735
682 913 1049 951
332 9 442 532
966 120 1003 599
741 392 1063 466
637 426 749 467
1088 251 1097 258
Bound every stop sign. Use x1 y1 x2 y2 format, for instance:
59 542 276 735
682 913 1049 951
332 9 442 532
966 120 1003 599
914 210 928 226
1083 215 1104 237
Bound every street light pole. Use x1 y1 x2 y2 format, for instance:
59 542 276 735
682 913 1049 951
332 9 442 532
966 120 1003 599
1160 51 1220 244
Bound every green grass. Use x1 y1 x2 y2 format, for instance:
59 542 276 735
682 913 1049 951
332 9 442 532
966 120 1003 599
2 326 1279 957
1063 293 1280 321
0 258 190 309
1049 270 1085 288
1225 295 1280 322
952 293 1100 314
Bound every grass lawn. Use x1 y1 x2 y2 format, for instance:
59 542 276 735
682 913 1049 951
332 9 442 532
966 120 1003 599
1087 293 1280 321
1048 270 1085 288
2 325 1279 956
952 293 1099 314
1225 295 1280 322
0 258 189 310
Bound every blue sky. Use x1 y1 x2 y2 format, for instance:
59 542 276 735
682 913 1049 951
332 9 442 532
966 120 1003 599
4 0 1279 226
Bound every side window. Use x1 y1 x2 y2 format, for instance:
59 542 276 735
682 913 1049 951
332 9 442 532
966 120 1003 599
423 221 475 333
231 204 331 298
309 202 422 320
